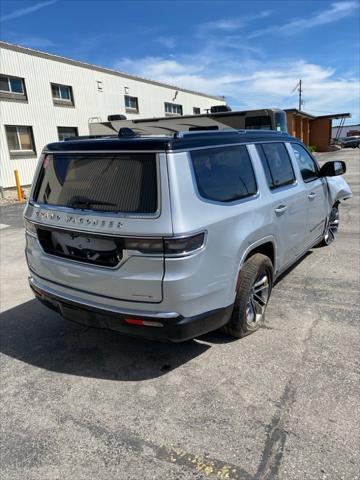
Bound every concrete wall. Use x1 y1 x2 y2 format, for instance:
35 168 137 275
0 44 224 188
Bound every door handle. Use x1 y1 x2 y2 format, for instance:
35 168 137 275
275 204 288 214
308 192 317 200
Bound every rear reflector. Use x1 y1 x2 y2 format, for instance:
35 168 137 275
124 317 163 327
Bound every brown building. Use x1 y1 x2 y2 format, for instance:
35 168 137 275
285 109 350 151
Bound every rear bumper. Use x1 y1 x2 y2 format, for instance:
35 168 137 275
29 277 233 342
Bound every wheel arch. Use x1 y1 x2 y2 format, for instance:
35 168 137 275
243 241 276 270
234 236 277 292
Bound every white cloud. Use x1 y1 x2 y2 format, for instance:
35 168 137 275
249 1 359 38
197 11 272 34
0 0 58 22
113 54 358 118
156 36 177 49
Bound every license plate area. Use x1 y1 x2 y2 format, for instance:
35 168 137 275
37 227 123 268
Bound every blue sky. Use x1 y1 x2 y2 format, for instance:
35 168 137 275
1 0 359 124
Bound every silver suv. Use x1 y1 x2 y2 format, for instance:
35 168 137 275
24 130 352 341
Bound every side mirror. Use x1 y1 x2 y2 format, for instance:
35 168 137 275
319 160 346 177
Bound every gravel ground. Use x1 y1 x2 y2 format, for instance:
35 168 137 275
0 149 359 480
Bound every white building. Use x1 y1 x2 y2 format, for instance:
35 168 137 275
331 124 360 139
0 41 225 190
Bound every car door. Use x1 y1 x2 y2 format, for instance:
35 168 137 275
289 143 329 246
256 143 308 269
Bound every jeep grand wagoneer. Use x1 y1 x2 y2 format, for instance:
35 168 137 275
24 129 352 341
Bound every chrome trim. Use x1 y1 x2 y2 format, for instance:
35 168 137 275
29 275 180 319
167 139 291 154
28 202 160 219
25 219 164 238
268 181 298 194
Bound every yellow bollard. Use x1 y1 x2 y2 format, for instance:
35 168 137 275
14 170 23 202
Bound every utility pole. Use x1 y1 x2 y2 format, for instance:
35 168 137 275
298 79 302 111
291 80 303 110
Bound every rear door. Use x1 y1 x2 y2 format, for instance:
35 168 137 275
26 151 172 303
256 142 308 268
288 143 328 245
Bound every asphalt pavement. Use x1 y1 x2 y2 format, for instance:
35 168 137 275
0 149 359 480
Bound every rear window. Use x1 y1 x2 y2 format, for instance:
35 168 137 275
33 153 158 214
191 145 257 202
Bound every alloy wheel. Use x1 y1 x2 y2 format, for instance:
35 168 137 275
324 206 339 245
245 273 270 328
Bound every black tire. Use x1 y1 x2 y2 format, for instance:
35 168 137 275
223 253 273 338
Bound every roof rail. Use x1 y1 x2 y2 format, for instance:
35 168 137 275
64 134 117 141
174 128 248 138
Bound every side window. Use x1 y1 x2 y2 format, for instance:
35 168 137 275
191 145 257 202
290 143 319 182
257 143 295 189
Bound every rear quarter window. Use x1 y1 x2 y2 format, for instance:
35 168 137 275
191 145 257 202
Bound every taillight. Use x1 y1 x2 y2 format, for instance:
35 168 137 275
164 232 205 256
122 232 206 256
123 237 163 254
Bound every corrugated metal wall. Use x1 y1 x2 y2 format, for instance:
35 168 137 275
0 45 224 188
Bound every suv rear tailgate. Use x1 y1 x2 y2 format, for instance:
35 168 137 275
25 151 172 303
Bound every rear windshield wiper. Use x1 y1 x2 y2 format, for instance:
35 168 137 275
70 199 117 209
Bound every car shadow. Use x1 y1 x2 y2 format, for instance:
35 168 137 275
0 299 210 381
274 250 313 286
0 251 316 378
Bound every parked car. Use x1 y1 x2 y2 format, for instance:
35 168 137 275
341 136 360 148
24 130 352 341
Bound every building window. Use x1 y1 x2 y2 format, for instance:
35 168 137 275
97 81 103 92
193 107 201 115
0 75 27 100
124 95 139 113
57 126 78 141
165 102 183 116
51 83 74 106
5 125 36 156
